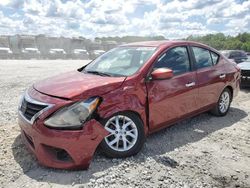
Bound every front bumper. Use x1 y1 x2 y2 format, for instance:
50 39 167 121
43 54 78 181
18 113 108 170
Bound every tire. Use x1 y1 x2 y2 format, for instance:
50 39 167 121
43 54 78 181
99 112 145 158
210 88 232 116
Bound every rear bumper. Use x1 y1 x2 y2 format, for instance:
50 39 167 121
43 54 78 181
240 77 250 87
0 53 12 59
240 70 250 87
18 114 108 169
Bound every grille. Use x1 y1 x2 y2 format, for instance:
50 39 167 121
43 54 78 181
20 97 48 121
241 70 250 77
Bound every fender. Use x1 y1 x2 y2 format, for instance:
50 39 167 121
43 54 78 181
97 82 149 135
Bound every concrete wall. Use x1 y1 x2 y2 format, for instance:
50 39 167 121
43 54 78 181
0 35 118 59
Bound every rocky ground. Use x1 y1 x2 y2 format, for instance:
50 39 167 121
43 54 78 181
0 60 249 188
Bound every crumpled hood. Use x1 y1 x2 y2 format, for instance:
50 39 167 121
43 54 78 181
33 71 126 99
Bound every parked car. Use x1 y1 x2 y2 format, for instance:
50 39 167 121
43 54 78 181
89 49 105 59
0 47 13 59
48 48 66 59
18 41 240 169
238 57 250 87
21 47 41 59
71 49 89 59
220 50 248 63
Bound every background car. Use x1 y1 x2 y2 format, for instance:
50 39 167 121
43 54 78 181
89 49 105 59
21 47 41 59
48 48 66 59
71 49 89 59
220 50 248 63
0 47 13 59
238 57 250 87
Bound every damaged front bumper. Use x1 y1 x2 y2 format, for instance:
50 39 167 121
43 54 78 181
18 114 108 170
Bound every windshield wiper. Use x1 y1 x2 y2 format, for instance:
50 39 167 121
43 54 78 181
85 70 112 77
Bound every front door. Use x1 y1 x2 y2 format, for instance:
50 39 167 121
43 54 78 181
146 46 198 131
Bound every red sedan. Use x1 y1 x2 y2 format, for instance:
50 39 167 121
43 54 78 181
18 41 240 169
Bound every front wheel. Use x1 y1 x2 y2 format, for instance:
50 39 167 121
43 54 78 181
211 88 232 116
99 112 145 158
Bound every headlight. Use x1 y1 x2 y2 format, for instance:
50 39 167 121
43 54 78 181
44 97 100 129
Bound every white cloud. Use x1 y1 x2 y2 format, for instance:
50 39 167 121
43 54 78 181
0 0 249 38
0 0 10 6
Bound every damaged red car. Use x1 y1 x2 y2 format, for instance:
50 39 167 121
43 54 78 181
18 41 240 169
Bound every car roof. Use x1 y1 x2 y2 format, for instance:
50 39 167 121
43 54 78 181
121 40 210 48
50 48 64 50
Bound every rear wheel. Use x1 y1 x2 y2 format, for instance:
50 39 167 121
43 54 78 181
99 112 145 158
211 88 232 116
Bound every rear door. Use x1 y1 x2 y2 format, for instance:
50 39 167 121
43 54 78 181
190 46 226 110
146 46 198 130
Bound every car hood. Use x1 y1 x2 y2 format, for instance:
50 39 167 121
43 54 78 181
33 71 126 99
238 62 250 70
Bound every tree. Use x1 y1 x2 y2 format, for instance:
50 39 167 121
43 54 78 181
185 33 250 51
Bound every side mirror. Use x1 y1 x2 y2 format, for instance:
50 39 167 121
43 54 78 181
151 68 174 80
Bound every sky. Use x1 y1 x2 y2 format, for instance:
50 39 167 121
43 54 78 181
0 0 249 39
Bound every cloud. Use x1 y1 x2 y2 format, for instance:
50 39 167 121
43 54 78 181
0 0 249 38
90 10 129 25
0 0 10 6
0 0 25 9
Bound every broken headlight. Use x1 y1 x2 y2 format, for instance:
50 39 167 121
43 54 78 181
44 97 100 129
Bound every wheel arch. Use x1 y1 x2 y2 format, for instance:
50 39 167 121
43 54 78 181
97 108 148 136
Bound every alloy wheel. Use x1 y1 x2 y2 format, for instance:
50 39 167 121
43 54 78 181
219 91 230 113
104 115 138 152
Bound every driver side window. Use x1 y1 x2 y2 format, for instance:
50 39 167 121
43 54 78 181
154 46 191 75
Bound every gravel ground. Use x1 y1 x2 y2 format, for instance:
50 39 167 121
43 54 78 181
0 60 249 188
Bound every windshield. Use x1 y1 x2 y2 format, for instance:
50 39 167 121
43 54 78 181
84 47 156 77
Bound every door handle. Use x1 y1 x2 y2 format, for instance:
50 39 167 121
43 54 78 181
219 74 226 79
185 82 195 87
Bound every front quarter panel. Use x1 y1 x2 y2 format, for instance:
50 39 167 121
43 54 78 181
97 78 148 135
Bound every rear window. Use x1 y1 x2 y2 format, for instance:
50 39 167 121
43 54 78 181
229 51 239 58
229 51 247 58
192 47 213 69
240 51 248 58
